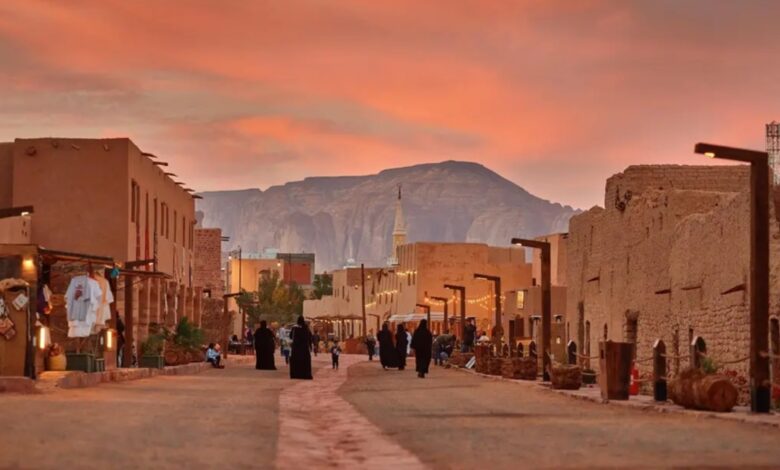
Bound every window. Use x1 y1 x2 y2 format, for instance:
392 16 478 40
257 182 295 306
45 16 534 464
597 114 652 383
182 216 186 246
153 198 158 235
130 180 139 223
174 210 178 243
516 291 525 310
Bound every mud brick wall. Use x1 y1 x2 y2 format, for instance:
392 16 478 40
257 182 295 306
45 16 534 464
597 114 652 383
194 228 224 298
200 298 231 347
567 165 780 385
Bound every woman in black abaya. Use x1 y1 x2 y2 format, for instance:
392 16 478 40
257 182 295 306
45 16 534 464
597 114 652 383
411 319 433 378
377 322 398 369
289 316 313 380
396 324 408 371
254 320 276 370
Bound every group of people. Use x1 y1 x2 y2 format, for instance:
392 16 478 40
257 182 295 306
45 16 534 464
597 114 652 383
240 316 484 381
377 320 434 378
253 316 314 380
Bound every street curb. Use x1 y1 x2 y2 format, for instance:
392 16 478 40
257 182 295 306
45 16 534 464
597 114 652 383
32 355 257 393
448 365 780 429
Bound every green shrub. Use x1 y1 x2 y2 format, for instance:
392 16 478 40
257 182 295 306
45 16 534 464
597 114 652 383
173 317 205 349
700 356 718 375
141 333 165 356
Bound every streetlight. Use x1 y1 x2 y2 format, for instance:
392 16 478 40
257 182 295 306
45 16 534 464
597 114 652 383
416 303 431 325
695 142 770 413
444 284 466 339
361 264 367 337
473 273 502 344
430 296 449 333
512 238 551 382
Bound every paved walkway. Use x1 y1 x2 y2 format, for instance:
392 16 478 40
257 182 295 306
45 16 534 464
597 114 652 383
340 361 780 468
3 354 780 469
0 357 290 469
276 354 425 468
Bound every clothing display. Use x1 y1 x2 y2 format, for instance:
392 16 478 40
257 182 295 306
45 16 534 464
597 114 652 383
65 275 103 338
91 274 114 334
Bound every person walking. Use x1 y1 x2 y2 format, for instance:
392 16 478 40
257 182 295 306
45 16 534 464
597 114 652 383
253 320 276 370
411 319 433 378
365 329 377 361
396 324 408 371
279 335 291 364
311 330 320 357
289 316 313 380
377 322 398 369
331 340 342 369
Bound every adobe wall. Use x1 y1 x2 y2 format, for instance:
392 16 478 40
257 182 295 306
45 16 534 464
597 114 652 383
10 138 130 261
567 165 778 384
193 228 224 298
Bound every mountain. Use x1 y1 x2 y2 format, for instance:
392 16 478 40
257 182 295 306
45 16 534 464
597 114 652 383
196 161 579 272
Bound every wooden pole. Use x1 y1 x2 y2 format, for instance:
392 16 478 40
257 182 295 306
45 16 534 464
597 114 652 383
361 264 367 337
694 143 770 412
751 155 770 412
123 274 134 368
541 245 551 382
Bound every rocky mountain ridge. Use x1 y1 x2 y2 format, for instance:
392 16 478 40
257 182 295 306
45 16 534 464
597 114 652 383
197 161 578 271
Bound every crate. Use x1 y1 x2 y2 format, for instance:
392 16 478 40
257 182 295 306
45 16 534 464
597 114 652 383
140 355 165 369
65 353 96 373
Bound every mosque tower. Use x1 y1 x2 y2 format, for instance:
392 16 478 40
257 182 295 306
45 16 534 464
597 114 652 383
388 184 407 266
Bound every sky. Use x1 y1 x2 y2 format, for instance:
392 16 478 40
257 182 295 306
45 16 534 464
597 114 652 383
1 0 779 209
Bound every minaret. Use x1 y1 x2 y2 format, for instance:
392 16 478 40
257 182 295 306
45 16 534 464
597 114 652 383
388 184 407 266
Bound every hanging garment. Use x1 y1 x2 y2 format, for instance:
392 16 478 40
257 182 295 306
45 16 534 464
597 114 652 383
65 275 102 338
91 274 114 334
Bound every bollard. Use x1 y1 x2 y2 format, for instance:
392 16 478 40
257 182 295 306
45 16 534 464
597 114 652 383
691 336 707 369
653 339 667 402
567 340 577 365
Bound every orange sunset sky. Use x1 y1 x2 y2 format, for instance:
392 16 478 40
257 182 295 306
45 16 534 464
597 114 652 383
1 0 778 208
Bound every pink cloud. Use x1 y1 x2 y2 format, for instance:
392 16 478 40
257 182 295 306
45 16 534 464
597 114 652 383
0 0 777 208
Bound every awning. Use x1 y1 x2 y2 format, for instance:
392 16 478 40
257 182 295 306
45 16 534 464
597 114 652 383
388 312 446 323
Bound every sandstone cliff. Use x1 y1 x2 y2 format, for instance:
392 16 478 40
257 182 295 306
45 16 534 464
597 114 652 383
197 161 578 271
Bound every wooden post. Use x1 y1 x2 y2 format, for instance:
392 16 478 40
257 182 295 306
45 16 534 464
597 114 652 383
510 238 551 381
694 142 771 412
123 274 134 368
653 339 667 402
361 264 367 338
567 341 577 365
752 154 771 412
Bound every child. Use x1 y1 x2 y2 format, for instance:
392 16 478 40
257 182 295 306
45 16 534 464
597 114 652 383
281 338 291 365
331 341 342 369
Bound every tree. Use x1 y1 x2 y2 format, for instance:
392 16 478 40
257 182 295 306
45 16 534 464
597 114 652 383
311 273 333 299
239 271 306 327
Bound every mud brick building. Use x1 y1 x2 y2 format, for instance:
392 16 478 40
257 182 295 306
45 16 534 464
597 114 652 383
567 165 780 386
0 137 204 370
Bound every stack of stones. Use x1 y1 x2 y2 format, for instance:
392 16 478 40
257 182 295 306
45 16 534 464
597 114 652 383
487 356 504 376
550 363 583 390
447 352 474 368
474 345 491 374
501 357 538 380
